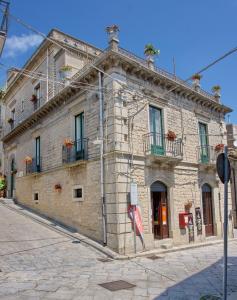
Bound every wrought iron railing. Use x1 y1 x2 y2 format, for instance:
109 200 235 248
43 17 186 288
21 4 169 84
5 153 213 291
143 133 183 158
26 157 42 174
62 139 88 164
197 145 217 164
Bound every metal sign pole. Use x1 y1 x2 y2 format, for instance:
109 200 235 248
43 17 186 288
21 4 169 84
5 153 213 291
223 145 228 300
133 205 137 254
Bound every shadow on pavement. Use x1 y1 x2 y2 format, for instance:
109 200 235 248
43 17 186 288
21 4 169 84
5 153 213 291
154 256 237 300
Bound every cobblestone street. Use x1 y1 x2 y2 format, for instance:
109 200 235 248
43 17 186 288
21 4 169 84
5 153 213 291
0 202 236 300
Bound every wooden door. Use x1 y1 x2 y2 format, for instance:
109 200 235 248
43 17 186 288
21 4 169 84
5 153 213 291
202 191 214 236
152 191 169 239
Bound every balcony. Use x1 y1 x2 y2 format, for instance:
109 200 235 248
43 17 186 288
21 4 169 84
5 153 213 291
143 133 183 166
197 145 217 170
62 139 88 166
25 158 42 175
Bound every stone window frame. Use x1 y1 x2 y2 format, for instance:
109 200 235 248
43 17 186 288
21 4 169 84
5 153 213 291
72 185 84 202
33 191 39 202
147 102 167 135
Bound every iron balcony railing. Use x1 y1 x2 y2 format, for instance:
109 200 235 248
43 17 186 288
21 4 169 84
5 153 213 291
62 138 88 164
197 145 217 164
143 133 183 158
26 157 42 174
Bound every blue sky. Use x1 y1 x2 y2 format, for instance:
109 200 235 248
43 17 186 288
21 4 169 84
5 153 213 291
1 0 237 122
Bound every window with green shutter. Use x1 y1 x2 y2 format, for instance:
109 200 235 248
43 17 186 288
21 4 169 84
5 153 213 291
149 106 164 155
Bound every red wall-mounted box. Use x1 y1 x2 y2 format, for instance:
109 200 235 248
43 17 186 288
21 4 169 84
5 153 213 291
179 212 189 229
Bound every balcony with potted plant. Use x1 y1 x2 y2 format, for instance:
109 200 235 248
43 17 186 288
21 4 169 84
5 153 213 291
196 144 217 170
62 138 88 167
143 130 183 166
25 157 42 175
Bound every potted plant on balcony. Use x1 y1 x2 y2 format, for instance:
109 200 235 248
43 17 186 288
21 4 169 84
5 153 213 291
30 94 37 102
59 65 73 80
54 183 62 192
7 117 14 124
24 156 32 163
64 138 74 148
166 130 177 141
215 143 224 152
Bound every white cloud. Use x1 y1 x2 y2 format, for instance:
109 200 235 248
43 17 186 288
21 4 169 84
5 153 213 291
4 34 43 58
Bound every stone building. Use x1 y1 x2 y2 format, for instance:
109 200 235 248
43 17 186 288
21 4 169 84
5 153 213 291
227 123 237 228
1 27 233 254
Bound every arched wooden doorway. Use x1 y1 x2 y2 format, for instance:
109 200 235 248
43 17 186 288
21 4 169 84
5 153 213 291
151 181 168 239
202 184 214 237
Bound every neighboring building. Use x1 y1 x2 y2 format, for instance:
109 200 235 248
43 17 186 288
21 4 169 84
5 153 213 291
1 27 234 254
227 123 237 228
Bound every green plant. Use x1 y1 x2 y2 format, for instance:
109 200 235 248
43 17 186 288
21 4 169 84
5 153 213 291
0 88 5 99
212 85 221 93
144 44 160 56
192 73 202 80
60 65 72 72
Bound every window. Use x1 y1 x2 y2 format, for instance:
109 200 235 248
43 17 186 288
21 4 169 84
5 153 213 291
34 84 40 100
35 137 41 172
34 192 39 201
199 122 209 163
72 185 83 201
75 112 84 159
21 100 24 112
34 84 41 110
149 106 164 155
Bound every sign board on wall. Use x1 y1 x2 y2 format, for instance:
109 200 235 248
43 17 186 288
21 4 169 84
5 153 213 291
130 182 138 205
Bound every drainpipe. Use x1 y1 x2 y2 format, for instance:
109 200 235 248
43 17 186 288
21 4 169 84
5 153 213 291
231 167 237 227
98 71 107 245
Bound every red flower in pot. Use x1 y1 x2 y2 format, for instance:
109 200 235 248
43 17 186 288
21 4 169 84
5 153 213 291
167 130 177 141
215 143 224 152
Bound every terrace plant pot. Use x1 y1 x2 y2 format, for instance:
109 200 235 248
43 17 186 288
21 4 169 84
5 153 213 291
31 94 37 102
215 143 224 152
64 138 74 148
167 130 177 141
54 184 62 192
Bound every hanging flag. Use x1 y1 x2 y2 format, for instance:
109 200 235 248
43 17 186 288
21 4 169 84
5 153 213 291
128 205 144 241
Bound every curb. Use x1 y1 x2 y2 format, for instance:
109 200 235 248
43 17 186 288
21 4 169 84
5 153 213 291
1 199 236 260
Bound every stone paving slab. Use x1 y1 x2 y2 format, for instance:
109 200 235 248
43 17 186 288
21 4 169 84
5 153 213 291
0 203 237 299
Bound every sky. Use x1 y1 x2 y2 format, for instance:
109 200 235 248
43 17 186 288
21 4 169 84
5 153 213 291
1 0 237 122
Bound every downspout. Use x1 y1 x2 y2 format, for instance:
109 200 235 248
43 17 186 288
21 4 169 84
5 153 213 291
46 48 49 102
98 71 107 245
231 167 237 228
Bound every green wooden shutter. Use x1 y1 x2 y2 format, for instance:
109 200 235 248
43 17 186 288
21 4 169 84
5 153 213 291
149 106 164 155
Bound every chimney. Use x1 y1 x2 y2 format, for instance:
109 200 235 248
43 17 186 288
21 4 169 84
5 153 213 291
106 25 119 51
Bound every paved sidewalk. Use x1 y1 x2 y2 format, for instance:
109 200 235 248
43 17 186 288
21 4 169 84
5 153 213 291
0 202 236 299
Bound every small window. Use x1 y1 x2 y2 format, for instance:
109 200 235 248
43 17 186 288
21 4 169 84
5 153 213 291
34 192 39 201
21 100 24 112
72 185 83 201
74 188 82 198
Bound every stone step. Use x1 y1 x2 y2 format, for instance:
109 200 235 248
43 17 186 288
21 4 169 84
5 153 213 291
154 238 174 249
0 198 15 205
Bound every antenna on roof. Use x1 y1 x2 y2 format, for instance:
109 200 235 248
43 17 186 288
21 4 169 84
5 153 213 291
0 0 9 58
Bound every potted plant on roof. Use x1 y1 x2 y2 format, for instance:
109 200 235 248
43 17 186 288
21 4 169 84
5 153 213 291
212 85 221 100
191 73 202 90
64 138 74 149
144 44 160 70
60 65 73 80
167 130 177 141
0 88 5 100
